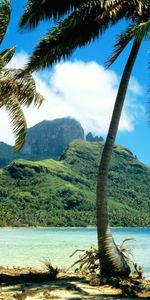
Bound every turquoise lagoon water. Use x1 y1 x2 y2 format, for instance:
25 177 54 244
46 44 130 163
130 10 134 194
0 227 149 278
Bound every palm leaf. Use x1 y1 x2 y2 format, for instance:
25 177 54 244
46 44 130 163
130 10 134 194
134 20 150 42
6 98 27 152
0 0 10 45
32 92 44 108
0 82 27 152
12 69 44 107
16 73 44 107
106 20 150 68
97 0 130 23
1 69 44 107
0 69 44 151
20 0 130 74
19 0 85 29
0 47 15 69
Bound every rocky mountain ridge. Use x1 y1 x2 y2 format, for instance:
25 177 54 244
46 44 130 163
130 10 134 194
0 117 104 167
21 117 84 159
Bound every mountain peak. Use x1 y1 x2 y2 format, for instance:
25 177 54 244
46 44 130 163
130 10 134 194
21 117 84 159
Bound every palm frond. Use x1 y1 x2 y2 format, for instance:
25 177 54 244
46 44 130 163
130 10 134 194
0 0 11 45
0 82 27 152
134 0 149 18
106 25 134 68
1 69 44 107
95 0 150 24
106 20 149 68
0 47 15 69
20 0 129 74
6 98 27 152
97 0 130 23
19 0 85 29
33 92 44 108
134 20 150 42
16 72 44 107
0 69 44 151
14 69 44 107
96 0 146 22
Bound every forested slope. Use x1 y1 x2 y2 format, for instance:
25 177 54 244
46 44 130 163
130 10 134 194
0 140 149 227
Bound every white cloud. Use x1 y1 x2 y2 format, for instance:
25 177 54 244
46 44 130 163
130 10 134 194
7 51 28 69
0 51 144 145
128 77 142 95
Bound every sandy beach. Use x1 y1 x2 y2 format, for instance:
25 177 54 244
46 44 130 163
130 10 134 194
0 266 150 300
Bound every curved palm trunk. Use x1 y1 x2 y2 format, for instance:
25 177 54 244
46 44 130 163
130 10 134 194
96 40 141 277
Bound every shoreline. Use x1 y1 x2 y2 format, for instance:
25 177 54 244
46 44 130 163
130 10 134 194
0 226 150 229
0 263 149 281
0 227 149 282
0 266 149 299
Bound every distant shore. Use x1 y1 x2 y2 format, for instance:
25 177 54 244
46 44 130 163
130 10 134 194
0 226 149 229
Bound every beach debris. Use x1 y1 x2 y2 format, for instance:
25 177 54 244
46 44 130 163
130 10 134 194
134 263 143 279
69 246 99 274
118 237 135 265
69 238 140 278
43 259 59 279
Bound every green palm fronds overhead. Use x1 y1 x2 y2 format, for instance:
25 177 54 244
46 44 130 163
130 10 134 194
19 0 86 28
19 0 150 74
106 20 150 68
0 0 10 44
0 0 44 151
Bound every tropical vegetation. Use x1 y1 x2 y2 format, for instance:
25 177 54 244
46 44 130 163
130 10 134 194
0 0 44 151
0 140 149 227
19 0 150 277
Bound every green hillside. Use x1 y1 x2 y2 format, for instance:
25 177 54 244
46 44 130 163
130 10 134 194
0 140 149 227
0 142 22 167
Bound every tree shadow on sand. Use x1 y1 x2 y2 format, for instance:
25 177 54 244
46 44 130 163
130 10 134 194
0 269 150 299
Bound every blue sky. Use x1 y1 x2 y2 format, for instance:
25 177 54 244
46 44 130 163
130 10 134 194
1 0 150 165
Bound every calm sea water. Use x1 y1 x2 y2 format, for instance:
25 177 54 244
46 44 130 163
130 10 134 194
0 227 149 278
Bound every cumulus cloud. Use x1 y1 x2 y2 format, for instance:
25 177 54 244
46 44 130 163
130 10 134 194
0 51 143 145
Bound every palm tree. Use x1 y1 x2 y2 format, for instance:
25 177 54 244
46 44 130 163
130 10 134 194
19 0 150 277
0 0 44 152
